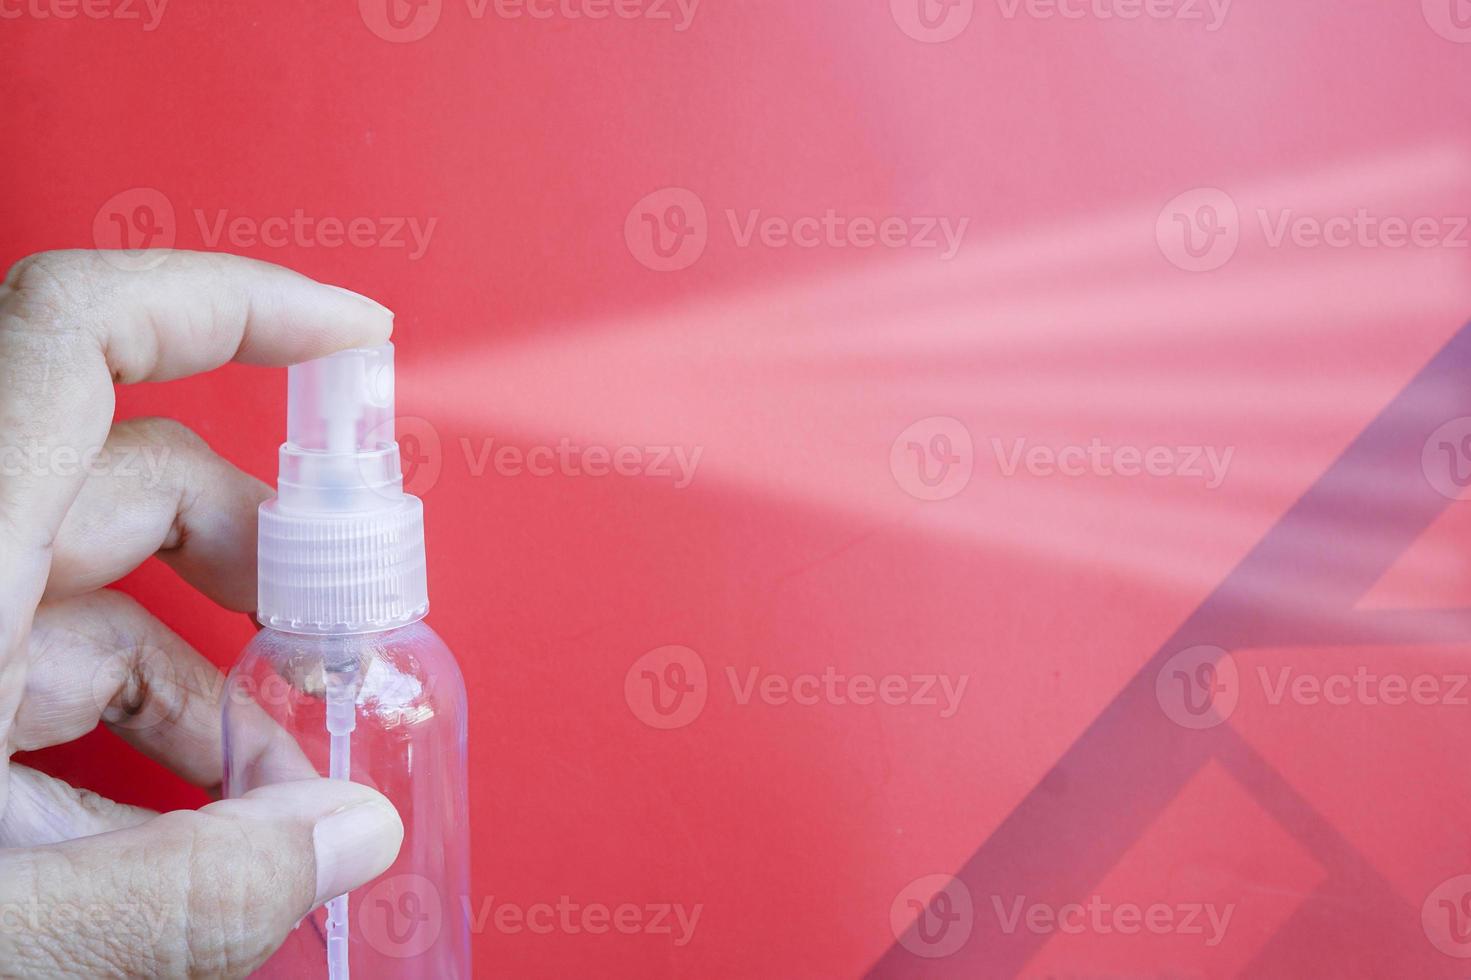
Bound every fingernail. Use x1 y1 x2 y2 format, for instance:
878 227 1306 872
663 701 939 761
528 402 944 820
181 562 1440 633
325 283 394 320
312 799 404 906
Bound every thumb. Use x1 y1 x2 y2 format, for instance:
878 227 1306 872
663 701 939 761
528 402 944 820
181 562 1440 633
0 779 403 979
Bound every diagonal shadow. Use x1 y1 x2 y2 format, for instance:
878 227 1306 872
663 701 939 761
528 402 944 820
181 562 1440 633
868 321 1471 978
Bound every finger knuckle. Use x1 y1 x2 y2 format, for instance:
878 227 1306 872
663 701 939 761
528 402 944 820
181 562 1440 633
119 416 207 454
2 251 108 334
170 811 295 977
75 586 148 622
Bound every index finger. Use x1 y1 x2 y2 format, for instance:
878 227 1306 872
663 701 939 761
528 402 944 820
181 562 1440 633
0 249 394 645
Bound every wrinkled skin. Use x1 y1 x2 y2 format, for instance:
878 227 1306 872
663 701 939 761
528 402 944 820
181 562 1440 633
0 251 403 978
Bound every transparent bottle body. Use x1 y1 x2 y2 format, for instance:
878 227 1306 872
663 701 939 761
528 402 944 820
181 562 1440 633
223 621 471 978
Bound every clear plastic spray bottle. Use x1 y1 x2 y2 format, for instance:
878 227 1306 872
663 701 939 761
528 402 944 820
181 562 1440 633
223 344 471 978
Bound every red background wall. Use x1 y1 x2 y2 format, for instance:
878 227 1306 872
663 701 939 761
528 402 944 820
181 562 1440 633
5 0 1471 976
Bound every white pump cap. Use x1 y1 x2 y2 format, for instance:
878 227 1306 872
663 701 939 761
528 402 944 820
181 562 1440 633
257 344 429 634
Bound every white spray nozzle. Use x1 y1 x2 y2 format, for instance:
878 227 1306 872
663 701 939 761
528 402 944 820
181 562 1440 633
258 343 429 634
278 345 403 515
288 345 395 453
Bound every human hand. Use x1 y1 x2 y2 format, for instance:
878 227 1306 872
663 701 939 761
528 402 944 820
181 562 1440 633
0 250 405 978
